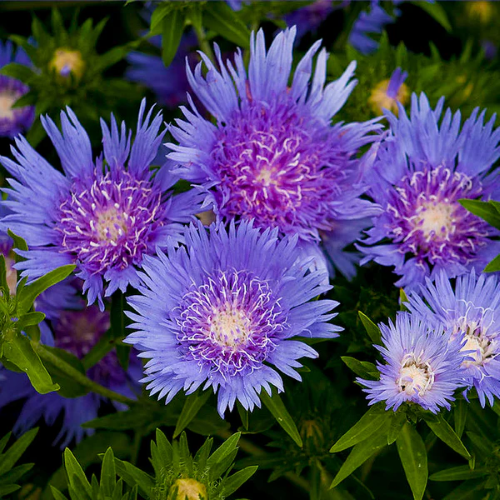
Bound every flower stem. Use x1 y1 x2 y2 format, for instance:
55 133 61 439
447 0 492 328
34 343 136 407
192 20 216 64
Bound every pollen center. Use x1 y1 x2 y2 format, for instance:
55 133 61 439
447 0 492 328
398 354 434 396
210 305 252 347
414 201 456 239
0 92 17 119
95 206 128 242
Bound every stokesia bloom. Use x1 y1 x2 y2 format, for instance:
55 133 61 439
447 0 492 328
358 312 467 413
0 41 35 137
0 305 142 448
125 220 341 417
406 270 500 407
167 27 381 279
358 93 500 289
0 100 202 309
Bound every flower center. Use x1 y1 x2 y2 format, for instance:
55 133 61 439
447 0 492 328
211 97 346 239
50 48 85 79
176 270 288 376
57 170 164 274
397 353 434 396
386 166 492 265
0 91 17 120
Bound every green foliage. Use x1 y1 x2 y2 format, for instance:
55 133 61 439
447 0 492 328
0 429 37 497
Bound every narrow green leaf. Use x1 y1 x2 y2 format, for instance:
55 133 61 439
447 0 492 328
2 334 59 394
330 425 388 489
64 448 92 496
207 432 240 466
223 467 258 497
429 465 489 482
17 265 75 315
0 428 37 477
15 312 45 330
260 390 303 448
100 448 116 496
330 404 388 452
202 2 250 48
174 390 212 438
150 4 171 34
454 400 467 439
341 356 379 380
399 289 409 311
7 230 27 265
0 463 34 486
358 311 381 344
412 1 451 32
442 478 487 500
110 292 130 371
425 414 471 460
114 459 154 497
387 411 407 445
0 62 34 83
50 486 69 500
0 485 21 497
459 199 500 230
162 10 186 67
237 402 249 430
396 422 427 500
0 256 9 296
484 254 500 273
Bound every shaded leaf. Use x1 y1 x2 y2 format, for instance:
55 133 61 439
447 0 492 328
425 414 471 460
174 390 212 438
358 311 381 344
203 2 250 47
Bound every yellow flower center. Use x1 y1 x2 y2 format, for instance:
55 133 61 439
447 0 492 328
210 305 252 347
397 354 434 396
467 1 493 23
368 79 409 115
94 206 127 243
414 201 456 240
168 479 207 500
0 92 17 120
50 48 85 79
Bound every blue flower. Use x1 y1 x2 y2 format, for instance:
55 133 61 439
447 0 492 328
125 220 341 417
349 1 398 54
406 270 500 407
358 93 500 289
0 41 35 138
0 100 202 309
0 305 142 449
167 27 381 279
285 0 335 41
358 312 467 413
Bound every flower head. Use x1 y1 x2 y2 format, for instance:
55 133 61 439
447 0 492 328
358 93 500 289
125 220 340 417
50 48 85 80
368 67 409 115
0 41 34 138
285 0 335 41
407 270 500 407
0 304 141 448
0 100 202 309
358 312 467 413
167 27 381 279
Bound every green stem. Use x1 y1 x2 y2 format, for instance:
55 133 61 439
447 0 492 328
34 343 136 407
192 21 215 64
216 429 310 493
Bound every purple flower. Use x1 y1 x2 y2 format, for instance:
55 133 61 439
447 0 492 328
358 312 467 413
349 1 396 54
0 100 202 309
358 93 500 289
0 305 142 449
407 270 500 407
285 0 335 41
126 34 197 108
0 41 35 138
167 27 381 279
125 220 340 417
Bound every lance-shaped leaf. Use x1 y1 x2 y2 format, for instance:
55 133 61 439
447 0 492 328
459 199 500 229
162 10 186 67
425 414 471 460
396 422 427 500
429 465 489 482
341 356 379 380
174 390 212 438
203 2 250 48
484 254 500 273
358 311 381 344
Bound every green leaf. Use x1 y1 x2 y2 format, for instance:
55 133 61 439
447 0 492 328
260 389 303 448
2 334 59 394
484 254 500 273
0 463 34 486
387 411 407 446
399 289 409 311
110 292 130 371
0 62 34 83
150 4 171 35
358 311 381 344
425 414 471 460
17 265 75 315
237 402 249 430
330 404 389 452
202 2 250 48
174 390 212 438
454 400 467 439
341 357 379 380
15 312 46 330
114 458 154 497
442 478 487 500
223 467 258 497
330 425 389 489
0 428 37 477
100 448 116 496
412 1 451 32
429 465 489 482
207 432 240 466
459 199 500 230
0 256 9 296
7 230 28 265
396 422 427 500
64 448 91 496
161 10 186 67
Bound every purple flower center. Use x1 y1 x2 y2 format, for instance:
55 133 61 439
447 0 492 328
211 98 346 239
175 270 288 377
386 166 491 265
0 77 32 135
57 170 164 274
